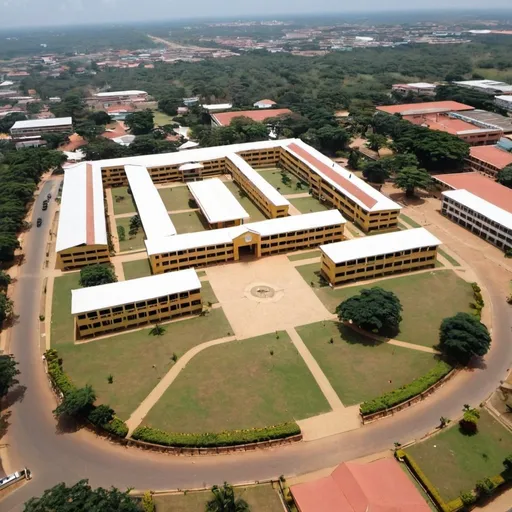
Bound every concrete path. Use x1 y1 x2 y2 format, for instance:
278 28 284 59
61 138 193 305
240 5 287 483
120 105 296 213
297 407 361 441
283 192 311 199
290 256 321 267
288 204 302 216
125 335 237 435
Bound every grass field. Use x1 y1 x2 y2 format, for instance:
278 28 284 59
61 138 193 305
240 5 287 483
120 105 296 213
153 484 284 512
158 186 192 212
123 259 152 280
51 272 81 345
438 248 461 267
170 211 207 234
288 249 320 262
111 187 136 215
289 196 329 214
297 321 441 405
224 181 267 222
152 110 175 127
258 168 304 195
400 214 422 228
405 410 512 501
59 308 233 420
201 281 218 305
296 267 474 347
142 331 330 432
116 217 146 252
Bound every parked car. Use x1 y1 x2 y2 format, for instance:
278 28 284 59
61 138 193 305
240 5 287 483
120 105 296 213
47 193 52 200
42 201 48 211
36 218 42 227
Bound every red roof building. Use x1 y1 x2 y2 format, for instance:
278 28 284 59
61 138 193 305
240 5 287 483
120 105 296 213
377 101 474 116
466 144 512 178
291 459 431 512
211 108 292 127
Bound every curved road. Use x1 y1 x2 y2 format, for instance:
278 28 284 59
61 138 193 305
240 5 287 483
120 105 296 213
2 179 512 511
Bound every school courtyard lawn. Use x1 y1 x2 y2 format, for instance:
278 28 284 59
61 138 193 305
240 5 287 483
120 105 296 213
122 259 152 280
142 331 330 432
170 211 208 234
51 272 81 345
58 308 233 420
224 181 267 222
153 484 284 512
152 110 175 127
116 217 146 252
258 167 305 195
296 267 474 348
158 186 192 212
405 410 512 502
289 196 329 214
111 186 136 215
200 281 218 305
288 249 320 262
297 321 441 405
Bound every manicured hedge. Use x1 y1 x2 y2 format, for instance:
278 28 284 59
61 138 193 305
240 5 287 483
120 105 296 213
132 422 301 448
360 361 452 416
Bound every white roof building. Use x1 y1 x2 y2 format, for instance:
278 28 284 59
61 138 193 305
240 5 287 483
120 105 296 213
71 268 201 314
93 90 147 98
10 117 72 131
454 80 512 95
145 210 345 256
202 103 233 111
320 228 441 264
188 178 250 224
254 99 277 109
124 165 177 239
56 163 108 253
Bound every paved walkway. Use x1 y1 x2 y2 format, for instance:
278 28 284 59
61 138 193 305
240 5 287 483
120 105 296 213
283 192 311 199
125 335 237 435
290 256 321 267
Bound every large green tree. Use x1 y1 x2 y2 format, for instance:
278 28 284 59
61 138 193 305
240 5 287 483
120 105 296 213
0 293 14 323
439 312 491 365
54 385 96 418
23 480 139 511
79 264 117 288
0 270 12 290
366 133 387 152
497 166 512 189
0 354 20 398
363 160 389 184
336 287 403 334
205 483 250 512
394 166 432 197
125 110 154 135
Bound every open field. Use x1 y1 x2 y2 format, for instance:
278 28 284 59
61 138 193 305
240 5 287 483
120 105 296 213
297 321 441 405
200 281 218 305
142 331 330 432
122 259 152 280
51 272 81 345
59 308 233 420
405 410 512 501
112 186 136 215
288 249 320 262
296 267 474 347
116 217 146 252
224 181 267 222
170 211 208 234
153 484 284 512
152 110 175 127
158 186 192 212
258 167 305 195
438 248 461 267
289 196 329 214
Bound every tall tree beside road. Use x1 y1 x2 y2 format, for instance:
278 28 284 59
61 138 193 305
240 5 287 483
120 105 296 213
497 166 512 189
0 293 14 323
125 109 155 135
0 354 20 398
394 166 432 197
0 270 12 290
53 385 96 418
23 480 140 511
206 483 250 512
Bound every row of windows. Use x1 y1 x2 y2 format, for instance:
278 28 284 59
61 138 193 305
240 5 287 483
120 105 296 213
333 247 437 267
332 255 435 277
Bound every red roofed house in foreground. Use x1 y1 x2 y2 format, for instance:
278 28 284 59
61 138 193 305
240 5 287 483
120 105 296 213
291 458 431 512
211 108 292 127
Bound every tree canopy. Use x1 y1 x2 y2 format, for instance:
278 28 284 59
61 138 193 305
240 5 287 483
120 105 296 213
394 166 432 197
439 312 491 365
79 264 117 288
205 483 250 512
0 354 20 398
336 287 403 334
363 160 390 184
53 385 96 418
125 110 154 135
23 479 139 512
497 166 512 189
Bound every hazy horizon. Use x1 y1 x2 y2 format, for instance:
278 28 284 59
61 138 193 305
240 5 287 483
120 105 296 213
2 1 512 29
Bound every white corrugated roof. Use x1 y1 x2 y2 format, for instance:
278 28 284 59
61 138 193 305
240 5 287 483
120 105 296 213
71 268 201 314
94 90 147 97
496 95 512 103
124 165 177 238
202 103 232 111
320 228 441 264
145 210 345 256
442 189 512 230
56 163 108 252
188 178 250 224
11 117 72 130
407 82 436 89
227 153 290 207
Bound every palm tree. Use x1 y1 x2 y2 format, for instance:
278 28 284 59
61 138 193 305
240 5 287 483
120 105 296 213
205 483 250 512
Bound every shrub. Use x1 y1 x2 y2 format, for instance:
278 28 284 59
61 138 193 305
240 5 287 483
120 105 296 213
476 477 496 497
88 404 114 426
131 422 301 448
102 417 129 438
459 406 480 435
503 454 512 471
360 361 452 415
117 225 126 242
79 264 117 288
460 491 476 506
141 491 155 512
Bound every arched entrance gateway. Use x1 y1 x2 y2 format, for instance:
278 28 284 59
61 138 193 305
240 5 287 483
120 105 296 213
232 231 260 259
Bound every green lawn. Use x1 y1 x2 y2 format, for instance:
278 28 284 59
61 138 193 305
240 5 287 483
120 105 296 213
438 248 461 267
258 167 305 196
51 272 81 346
123 259 152 280
400 214 422 228
197 270 206 278
59 308 233 420
201 281 218 305
297 321 440 405
143 331 330 432
288 249 320 262
170 211 208 234
405 410 512 501
112 187 136 215
289 196 329 214
116 217 146 252
153 484 284 512
224 181 267 222
158 186 192 212
296 267 474 347
152 110 175 127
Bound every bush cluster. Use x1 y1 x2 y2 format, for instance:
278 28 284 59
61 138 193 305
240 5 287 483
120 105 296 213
360 361 452 415
132 422 301 448
470 282 485 319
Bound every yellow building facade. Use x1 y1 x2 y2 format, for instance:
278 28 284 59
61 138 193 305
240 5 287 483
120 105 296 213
57 244 110 271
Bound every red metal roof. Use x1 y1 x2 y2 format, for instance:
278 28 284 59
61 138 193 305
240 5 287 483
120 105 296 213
287 143 378 209
377 101 474 115
470 145 512 170
433 171 512 213
85 163 95 245
211 108 292 126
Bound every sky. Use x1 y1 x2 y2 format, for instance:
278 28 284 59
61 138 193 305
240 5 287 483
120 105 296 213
1 0 512 28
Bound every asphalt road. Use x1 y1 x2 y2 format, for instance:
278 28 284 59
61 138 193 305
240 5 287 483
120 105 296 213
2 179 512 511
